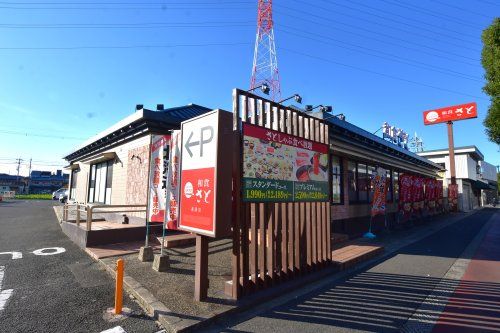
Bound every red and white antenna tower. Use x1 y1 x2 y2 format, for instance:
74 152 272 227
250 0 281 101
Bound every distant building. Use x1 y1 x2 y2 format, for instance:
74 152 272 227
29 170 69 194
0 173 26 194
418 146 498 211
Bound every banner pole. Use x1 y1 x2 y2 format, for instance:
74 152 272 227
161 131 174 256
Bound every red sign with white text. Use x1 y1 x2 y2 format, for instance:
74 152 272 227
179 167 215 233
423 102 477 125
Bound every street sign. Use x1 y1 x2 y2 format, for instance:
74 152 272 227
423 102 477 125
178 110 232 238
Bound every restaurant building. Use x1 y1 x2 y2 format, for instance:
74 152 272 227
309 111 443 237
64 102 443 237
63 103 211 222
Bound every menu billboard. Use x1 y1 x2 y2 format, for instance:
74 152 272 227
242 123 329 202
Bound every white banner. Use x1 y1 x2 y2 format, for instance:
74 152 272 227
148 134 169 223
166 130 181 230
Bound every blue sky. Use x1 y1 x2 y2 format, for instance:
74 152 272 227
0 0 498 176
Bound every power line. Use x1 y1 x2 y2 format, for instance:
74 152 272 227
278 27 482 82
325 0 479 40
0 129 86 140
375 0 484 29
0 41 250 50
288 0 480 52
0 5 251 10
274 8 479 65
0 1 252 3
278 46 487 101
429 0 492 19
314 0 480 46
0 22 253 29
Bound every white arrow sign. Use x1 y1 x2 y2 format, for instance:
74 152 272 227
0 252 22 260
0 266 13 312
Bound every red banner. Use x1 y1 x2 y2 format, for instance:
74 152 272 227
435 180 444 210
398 174 413 219
448 184 459 210
424 178 436 211
371 168 388 217
412 176 424 212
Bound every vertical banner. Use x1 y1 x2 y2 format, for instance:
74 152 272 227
371 167 388 217
398 174 413 221
425 178 436 213
166 130 181 230
436 180 444 211
148 134 170 223
448 184 459 211
412 176 424 215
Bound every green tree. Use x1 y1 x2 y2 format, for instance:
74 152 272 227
481 18 500 144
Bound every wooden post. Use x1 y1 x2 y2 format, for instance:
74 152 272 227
115 258 124 314
194 235 209 301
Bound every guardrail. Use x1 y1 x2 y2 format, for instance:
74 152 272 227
63 203 147 231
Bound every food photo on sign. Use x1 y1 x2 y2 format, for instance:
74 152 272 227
242 123 329 202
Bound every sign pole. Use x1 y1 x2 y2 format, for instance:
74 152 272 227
161 132 174 256
447 121 457 212
194 234 209 301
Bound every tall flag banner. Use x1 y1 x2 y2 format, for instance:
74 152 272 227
436 180 444 211
448 184 459 211
412 176 425 214
148 135 170 223
166 130 181 230
425 178 436 212
398 174 413 221
371 167 388 217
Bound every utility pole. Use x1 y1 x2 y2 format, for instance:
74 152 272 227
27 158 32 194
16 158 22 194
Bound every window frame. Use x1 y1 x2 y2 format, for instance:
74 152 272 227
330 155 344 205
87 160 113 204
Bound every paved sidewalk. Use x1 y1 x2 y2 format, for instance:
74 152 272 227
92 210 480 332
432 209 500 333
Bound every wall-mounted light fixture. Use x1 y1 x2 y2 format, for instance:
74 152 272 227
305 105 333 113
247 83 270 95
278 94 302 104
131 154 142 163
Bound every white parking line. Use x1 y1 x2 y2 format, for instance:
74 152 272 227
0 252 22 260
100 326 127 333
0 266 13 312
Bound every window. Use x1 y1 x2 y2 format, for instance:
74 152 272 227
331 155 343 204
88 160 113 204
386 169 393 202
393 171 399 202
347 160 357 202
69 169 78 200
358 163 368 202
367 165 376 202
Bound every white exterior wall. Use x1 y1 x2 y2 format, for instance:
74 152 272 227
69 134 151 205
425 154 478 180
479 161 497 182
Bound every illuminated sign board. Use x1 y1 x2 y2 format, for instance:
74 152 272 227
423 102 477 125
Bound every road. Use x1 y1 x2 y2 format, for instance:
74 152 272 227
0 200 160 333
204 208 500 333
